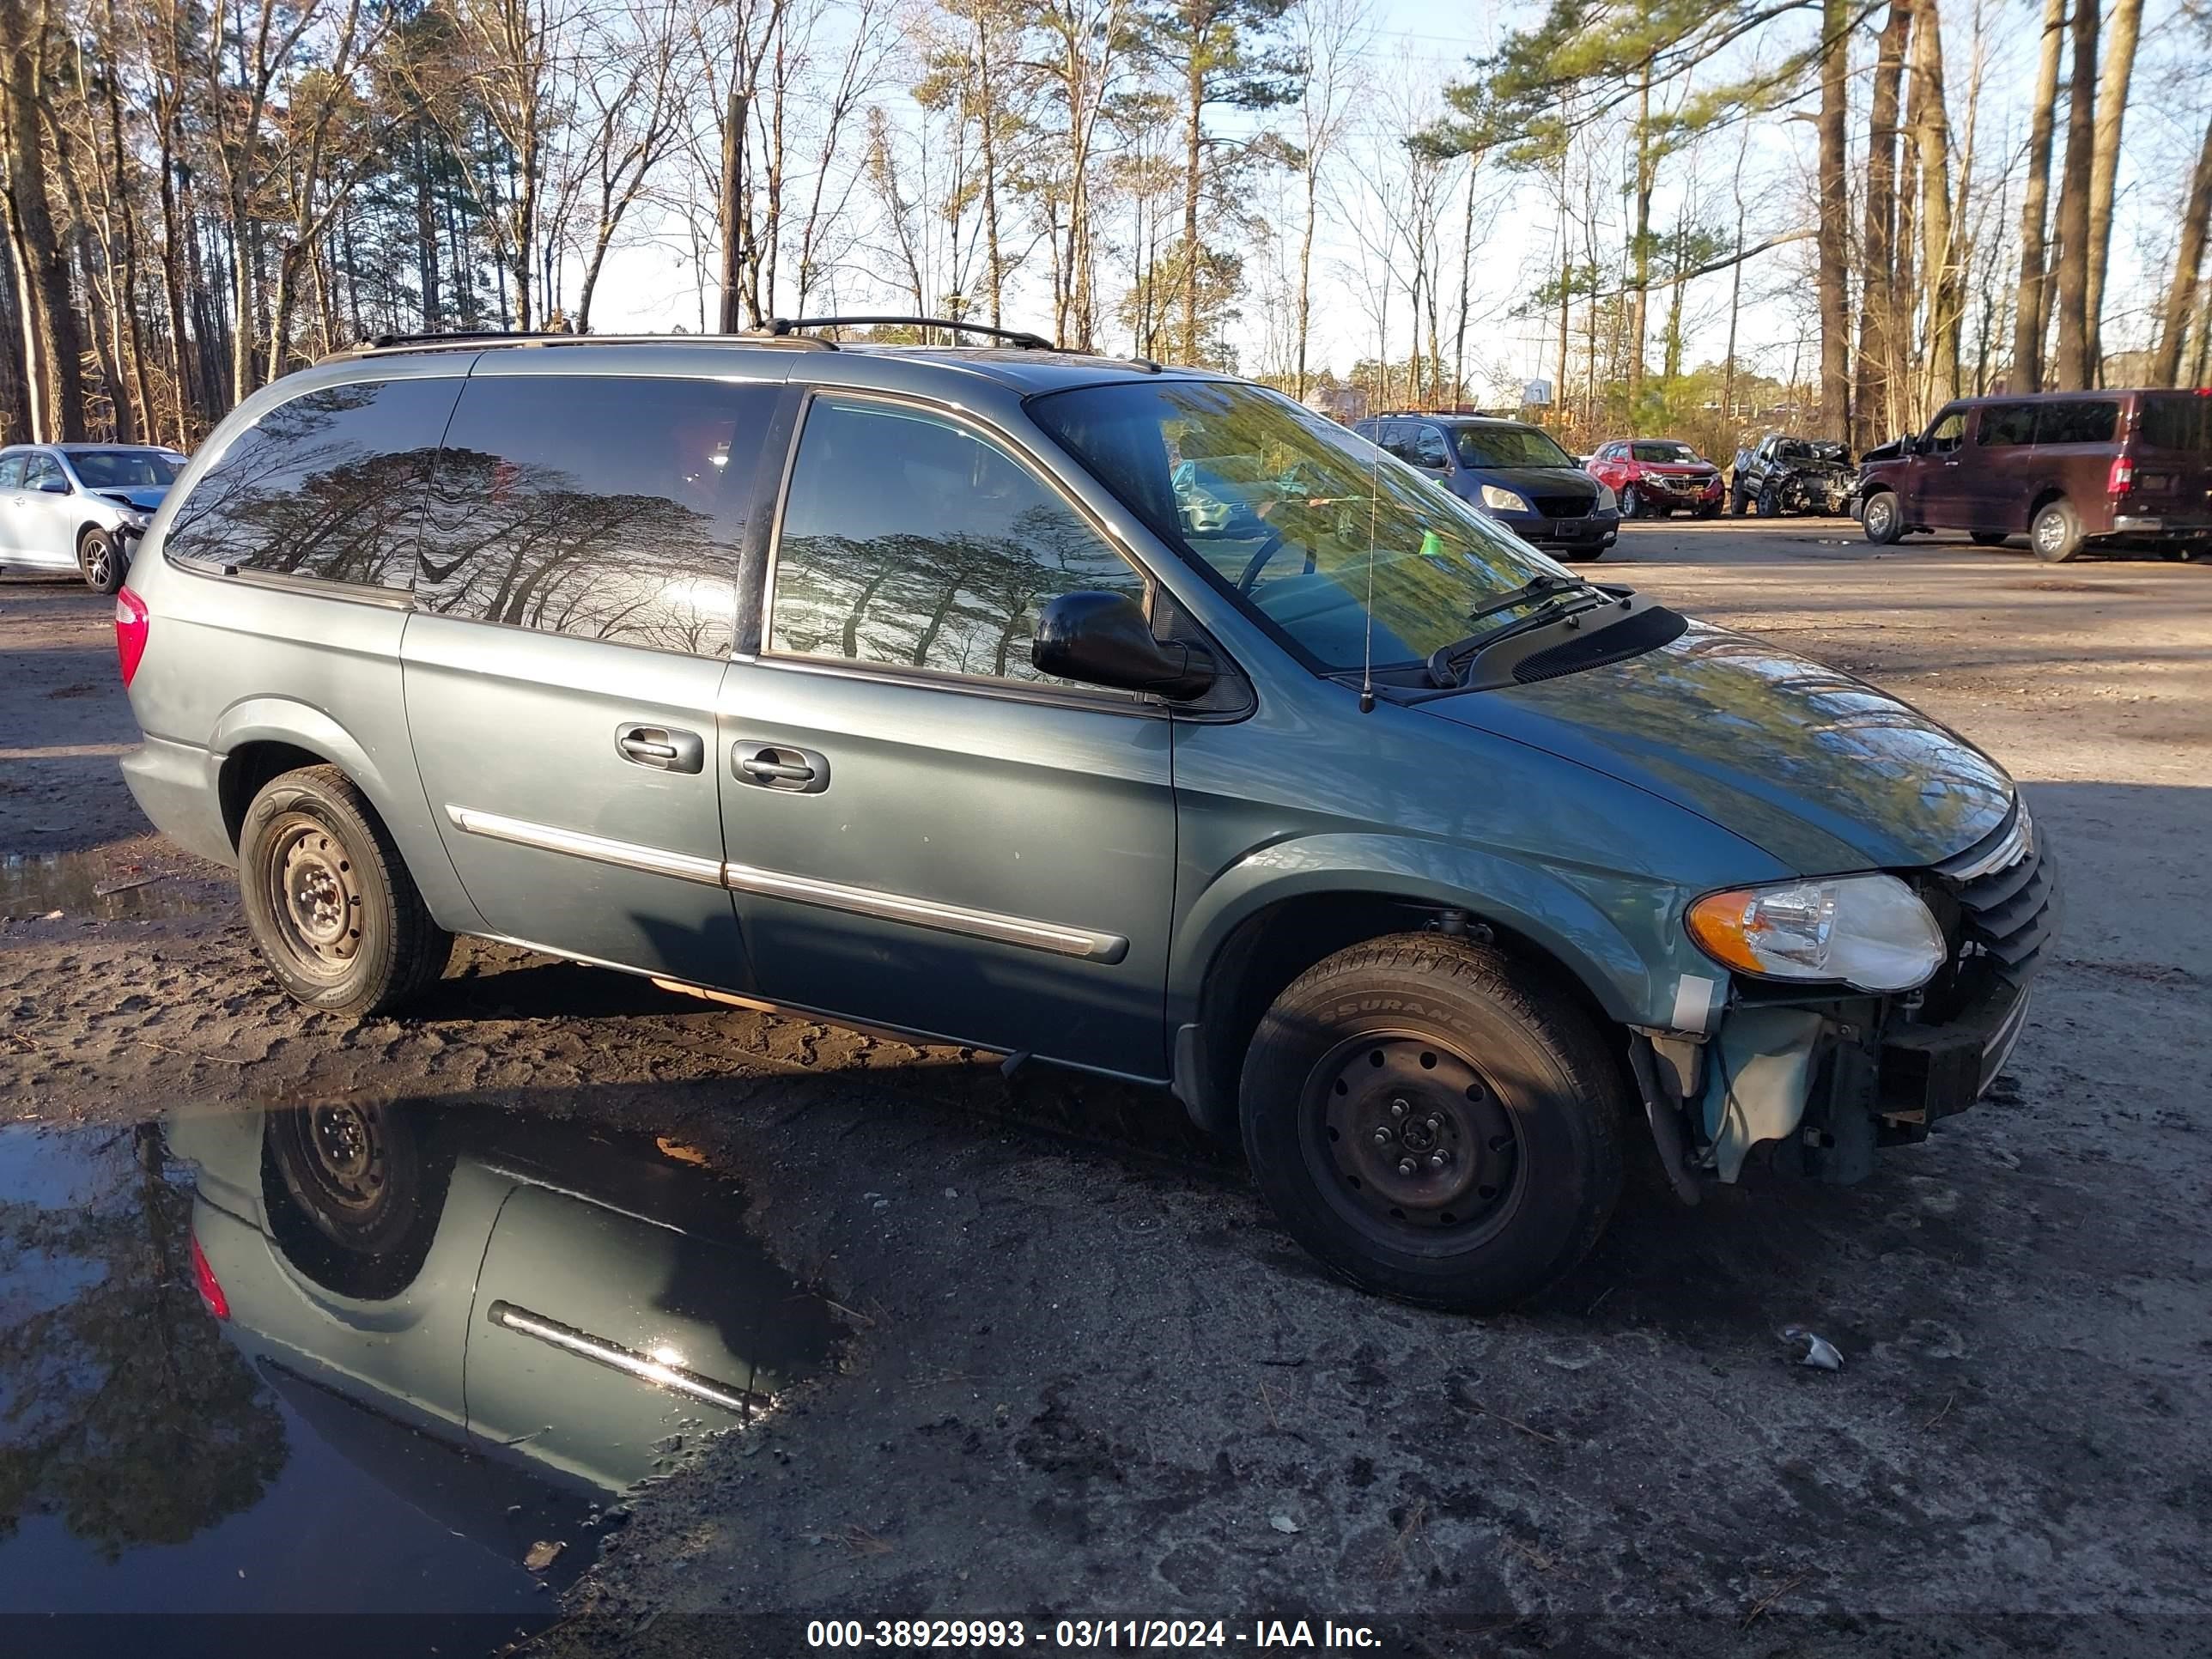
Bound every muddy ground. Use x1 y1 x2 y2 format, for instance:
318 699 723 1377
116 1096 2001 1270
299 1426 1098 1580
3 521 2209 1656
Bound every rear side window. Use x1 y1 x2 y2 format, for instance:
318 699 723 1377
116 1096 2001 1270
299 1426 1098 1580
161 380 459 586
0 455 21 489
415 375 778 658
768 397 1146 687
1977 404 2037 447
2033 400 2118 445
2137 394 2212 452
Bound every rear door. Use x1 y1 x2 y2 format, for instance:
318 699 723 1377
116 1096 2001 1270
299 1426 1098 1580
403 365 788 989
1969 402 2039 530
718 390 1177 1075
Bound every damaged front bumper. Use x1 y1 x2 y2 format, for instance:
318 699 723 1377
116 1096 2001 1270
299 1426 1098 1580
1652 807 2058 1188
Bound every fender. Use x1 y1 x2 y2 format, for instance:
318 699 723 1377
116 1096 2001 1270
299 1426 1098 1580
209 696 485 933
1168 830 1692 1031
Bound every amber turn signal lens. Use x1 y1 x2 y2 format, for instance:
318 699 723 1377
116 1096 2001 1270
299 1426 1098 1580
1684 889 1767 975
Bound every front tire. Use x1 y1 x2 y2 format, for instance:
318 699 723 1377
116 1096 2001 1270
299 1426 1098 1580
77 528 124 594
239 765 453 1018
2032 498 2084 562
1239 936 1626 1311
1756 483 1782 518
1862 489 1904 544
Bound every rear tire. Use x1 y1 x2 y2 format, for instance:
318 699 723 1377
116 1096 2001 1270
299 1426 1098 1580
1729 483 1749 516
239 765 453 1018
2031 498 2083 562
1862 490 1904 544
264 1100 451 1300
1620 484 1642 520
1239 935 1626 1311
77 528 124 594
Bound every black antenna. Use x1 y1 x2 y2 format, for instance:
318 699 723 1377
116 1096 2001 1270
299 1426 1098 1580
1358 437 1379 714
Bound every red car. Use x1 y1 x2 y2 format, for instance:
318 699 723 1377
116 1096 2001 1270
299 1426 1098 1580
1586 438 1725 519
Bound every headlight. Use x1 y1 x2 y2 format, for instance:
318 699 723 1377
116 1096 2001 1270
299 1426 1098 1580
1592 482 1618 513
1480 484 1530 513
1685 873 1945 994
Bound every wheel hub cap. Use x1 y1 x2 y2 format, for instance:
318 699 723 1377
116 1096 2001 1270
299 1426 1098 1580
307 1103 386 1207
1318 1037 1518 1231
272 823 362 965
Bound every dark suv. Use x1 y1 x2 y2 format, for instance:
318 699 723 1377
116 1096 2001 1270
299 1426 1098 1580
1353 413 1620 561
1858 389 2212 561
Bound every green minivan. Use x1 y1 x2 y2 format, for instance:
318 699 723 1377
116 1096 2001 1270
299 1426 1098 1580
115 324 2055 1310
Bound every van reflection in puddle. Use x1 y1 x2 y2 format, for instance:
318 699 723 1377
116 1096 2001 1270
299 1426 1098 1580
175 1101 840 1502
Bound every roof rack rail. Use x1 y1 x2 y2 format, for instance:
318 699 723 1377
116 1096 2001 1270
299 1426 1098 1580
766 315 1057 350
323 328 844 364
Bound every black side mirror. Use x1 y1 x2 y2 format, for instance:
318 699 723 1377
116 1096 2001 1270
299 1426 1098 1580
1032 591 1217 702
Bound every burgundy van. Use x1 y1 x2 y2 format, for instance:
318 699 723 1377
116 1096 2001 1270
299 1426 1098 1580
1857 389 2212 562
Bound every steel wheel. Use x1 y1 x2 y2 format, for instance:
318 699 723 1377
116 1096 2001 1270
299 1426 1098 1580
1304 1031 1525 1255
295 1102 394 1224
262 815 366 980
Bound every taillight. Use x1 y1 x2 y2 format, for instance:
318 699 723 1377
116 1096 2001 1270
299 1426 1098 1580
191 1233 230 1321
2107 454 2135 495
114 586 149 686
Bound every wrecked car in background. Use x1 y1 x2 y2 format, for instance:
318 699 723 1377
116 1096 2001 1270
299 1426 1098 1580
1730 434 1856 518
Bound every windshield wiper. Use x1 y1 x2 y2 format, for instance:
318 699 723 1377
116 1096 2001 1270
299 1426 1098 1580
1423 574 1607 688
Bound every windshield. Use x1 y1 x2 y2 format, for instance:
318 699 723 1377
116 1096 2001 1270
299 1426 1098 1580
69 449 185 489
1453 424 1577 469
1030 380 1574 672
1631 441 1700 464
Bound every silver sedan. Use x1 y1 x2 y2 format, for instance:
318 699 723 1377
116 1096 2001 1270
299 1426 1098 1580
0 442 187 592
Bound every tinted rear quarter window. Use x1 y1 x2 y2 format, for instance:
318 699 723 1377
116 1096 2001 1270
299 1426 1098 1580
161 380 459 586
415 375 778 658
0 455 21 489
2137 394 2212 452
2033 400 2118 446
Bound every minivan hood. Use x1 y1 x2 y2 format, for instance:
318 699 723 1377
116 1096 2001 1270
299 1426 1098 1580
1420 622 2014 872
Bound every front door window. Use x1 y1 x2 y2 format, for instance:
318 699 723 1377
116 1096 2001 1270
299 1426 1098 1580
769 397 1146 690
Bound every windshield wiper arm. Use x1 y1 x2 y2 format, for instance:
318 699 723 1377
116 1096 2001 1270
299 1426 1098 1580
1423 574 1605 688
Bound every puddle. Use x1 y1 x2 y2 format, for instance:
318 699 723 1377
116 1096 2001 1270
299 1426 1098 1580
0 850 227 921
0 1102 838 1628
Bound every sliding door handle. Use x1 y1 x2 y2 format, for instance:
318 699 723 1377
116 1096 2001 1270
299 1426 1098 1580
616 724 704 773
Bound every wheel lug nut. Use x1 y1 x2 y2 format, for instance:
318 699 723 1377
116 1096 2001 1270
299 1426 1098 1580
1429 1151 1449 1169
1397 1158 1418 1176
1372 1127 1393 1146
1389 1099 1407 1117
1425 1115 1443 1131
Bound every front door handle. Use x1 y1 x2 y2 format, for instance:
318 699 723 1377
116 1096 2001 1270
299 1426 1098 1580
733 740 830 793
616 724 704 774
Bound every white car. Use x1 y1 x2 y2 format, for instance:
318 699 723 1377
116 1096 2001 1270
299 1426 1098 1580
0 442 187 592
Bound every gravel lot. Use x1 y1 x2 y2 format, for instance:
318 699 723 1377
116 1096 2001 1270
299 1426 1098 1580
3 521 2208 1656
